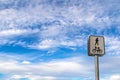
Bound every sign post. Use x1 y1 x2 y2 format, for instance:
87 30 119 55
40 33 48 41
88 35 105 80
95 55 99 80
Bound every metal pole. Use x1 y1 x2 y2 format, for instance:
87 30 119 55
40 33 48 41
95 55 99 80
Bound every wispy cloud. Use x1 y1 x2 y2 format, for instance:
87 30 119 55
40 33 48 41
0 0 119 50
10 75 56 80
29 38 85 50
0 29 39 37
0 53 119 80
105 36 120 55
0 0 119 30
109 74 120 80
0 54 93 80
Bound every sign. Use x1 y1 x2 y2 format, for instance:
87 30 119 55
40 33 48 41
88 35 105 56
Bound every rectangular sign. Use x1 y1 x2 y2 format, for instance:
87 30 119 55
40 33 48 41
88 35 105 56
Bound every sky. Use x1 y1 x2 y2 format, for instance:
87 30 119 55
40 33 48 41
0 0 120 80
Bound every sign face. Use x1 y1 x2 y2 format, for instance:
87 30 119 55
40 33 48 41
88 35 105 56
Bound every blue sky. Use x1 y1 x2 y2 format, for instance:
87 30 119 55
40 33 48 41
0 0 120 80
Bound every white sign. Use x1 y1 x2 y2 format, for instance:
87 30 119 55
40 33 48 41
88 35 105 56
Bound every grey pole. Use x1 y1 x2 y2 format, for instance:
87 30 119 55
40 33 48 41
95 55 99 80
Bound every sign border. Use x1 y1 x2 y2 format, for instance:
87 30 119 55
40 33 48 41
88 35 105 56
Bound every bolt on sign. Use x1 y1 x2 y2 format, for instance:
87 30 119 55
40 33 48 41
88 35 105 56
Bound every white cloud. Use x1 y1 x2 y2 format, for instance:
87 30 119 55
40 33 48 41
36 39 57 49
0 0 118 30
0 29 39 37
109 74 120 80
0 53 119 80
0 0 119 50
22 60 31 64
11 74 57 80
105 37 120 55
0 54 93 80
40 25 65 38
30 38 85 50
0 28 39 46
0 29 27 36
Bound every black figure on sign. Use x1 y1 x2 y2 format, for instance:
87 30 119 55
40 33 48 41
95 38 99 50
92 37 102 54
95 38 99 45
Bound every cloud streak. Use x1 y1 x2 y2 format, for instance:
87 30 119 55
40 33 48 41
0 0 119 50
0 54 94 80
